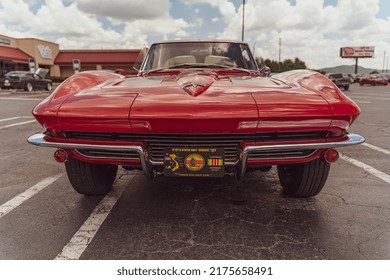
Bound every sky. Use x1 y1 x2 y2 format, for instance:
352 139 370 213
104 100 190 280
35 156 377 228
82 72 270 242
0 0 389 70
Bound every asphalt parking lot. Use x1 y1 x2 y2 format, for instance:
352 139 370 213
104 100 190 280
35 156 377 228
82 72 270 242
0 84 390 260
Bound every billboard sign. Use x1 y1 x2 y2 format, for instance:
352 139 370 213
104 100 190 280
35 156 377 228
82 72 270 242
340 46 375 58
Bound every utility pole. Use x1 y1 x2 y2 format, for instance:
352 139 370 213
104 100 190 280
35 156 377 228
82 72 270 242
383 51 386 73
241 0 245 41
278 37 281 72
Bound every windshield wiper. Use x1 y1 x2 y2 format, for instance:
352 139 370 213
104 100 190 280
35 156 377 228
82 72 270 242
140 67 176 75
168 63 228 69
168 63 253 74
141 64 253 75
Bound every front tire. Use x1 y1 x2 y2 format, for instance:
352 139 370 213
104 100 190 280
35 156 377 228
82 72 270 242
344 85 349 90
25 82 33 92
277 159 330 197
65 159 118 195
46 83 53 91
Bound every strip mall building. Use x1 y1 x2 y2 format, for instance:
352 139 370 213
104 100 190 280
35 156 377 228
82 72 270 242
0 34 142 78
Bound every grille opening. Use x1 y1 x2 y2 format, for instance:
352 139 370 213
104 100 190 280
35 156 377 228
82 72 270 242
76 149 140 159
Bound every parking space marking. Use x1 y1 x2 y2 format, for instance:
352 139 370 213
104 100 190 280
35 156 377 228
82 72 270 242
0 116 33 123
0 174 62 218
340 154 390 184
0 119 36 130
0 97 43 101
55 176 131 260
362 142 390 156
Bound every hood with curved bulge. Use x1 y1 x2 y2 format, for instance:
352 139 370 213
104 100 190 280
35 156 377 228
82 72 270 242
55 70 336 134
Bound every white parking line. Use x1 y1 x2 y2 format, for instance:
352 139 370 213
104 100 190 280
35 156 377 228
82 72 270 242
362 142 390 156
0 116 33 122
0 120 36 130
55 178 129 260
0 174 62 218
0 97 43 101
340 154 390 184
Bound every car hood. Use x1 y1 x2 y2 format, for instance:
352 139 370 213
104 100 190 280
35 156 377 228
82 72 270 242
35 68 49 79
123 71 333 133
54 70 335 134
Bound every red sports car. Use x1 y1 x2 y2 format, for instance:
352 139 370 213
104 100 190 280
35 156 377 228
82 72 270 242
28 40 364 197
359 74 388 86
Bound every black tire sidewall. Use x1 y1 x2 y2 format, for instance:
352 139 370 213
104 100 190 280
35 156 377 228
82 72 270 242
65 159 118 195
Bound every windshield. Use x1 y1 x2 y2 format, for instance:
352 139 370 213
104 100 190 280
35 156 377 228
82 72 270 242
140 41 258 72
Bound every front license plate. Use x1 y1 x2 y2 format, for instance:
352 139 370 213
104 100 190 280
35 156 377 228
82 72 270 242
4 79 10 86
163 147 225 177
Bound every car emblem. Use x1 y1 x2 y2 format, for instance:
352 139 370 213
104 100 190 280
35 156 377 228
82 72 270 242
191 82 206 88
178 73 215 96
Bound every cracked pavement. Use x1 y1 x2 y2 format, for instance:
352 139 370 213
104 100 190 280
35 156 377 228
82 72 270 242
1 84 390 260
80 163 390 260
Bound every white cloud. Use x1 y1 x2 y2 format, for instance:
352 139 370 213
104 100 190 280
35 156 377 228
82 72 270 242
75 0 169 20
210 0 390 69
0 0 192 49
0 0 389 69
0 0 35 31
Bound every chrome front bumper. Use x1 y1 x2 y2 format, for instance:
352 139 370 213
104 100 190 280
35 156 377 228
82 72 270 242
28 132 365 178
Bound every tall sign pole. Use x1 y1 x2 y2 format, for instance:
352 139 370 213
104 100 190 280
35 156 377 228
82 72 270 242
241 0 245 41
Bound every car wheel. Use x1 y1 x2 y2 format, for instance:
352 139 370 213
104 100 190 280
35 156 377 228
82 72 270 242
359 82 363 86
344 85 349 90
371 82 376 86
25 82 33 92
46 83 53 91
277 159 330 197
65 159 118 195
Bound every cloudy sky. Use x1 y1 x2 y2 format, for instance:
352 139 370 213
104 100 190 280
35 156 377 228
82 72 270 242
1 0 389 70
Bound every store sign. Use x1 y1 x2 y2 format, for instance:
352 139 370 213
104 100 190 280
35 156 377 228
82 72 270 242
37 45 53 59
340 46 375 58
0 37 11 45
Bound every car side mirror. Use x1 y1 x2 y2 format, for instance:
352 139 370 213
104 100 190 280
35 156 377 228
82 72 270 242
260 66 271 77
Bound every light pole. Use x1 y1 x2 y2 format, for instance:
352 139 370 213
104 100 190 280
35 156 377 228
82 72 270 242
241 0 245 41
383 51 386 73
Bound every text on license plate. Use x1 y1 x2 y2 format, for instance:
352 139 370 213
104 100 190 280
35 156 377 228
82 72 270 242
163 147 225 177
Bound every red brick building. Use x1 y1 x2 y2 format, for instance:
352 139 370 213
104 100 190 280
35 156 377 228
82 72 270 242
0 34 143 78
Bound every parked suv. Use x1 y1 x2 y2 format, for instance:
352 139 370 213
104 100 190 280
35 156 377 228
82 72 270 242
326 73 352 90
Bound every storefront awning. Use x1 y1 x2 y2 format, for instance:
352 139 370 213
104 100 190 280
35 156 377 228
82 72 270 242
0 45 31 62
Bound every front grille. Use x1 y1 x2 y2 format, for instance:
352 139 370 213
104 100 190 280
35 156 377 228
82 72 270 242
65 131 328 162
76 149 140 159
147 142 240 163
248 149 316 160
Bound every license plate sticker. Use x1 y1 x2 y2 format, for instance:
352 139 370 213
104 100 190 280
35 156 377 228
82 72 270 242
163 147 225 177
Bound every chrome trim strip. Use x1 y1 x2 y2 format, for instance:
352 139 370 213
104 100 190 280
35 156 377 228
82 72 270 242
247 149 317 160
240 133 365 177
27 133 148 175
74 149 140 160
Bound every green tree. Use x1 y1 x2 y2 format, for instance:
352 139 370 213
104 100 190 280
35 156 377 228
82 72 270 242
256 57 307 73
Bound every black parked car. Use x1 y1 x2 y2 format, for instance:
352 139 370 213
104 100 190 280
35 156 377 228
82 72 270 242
0 68 53 92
